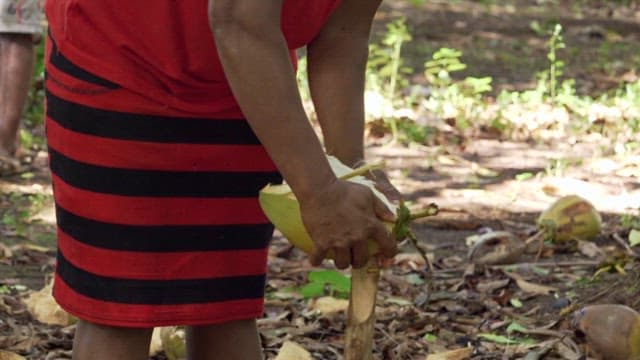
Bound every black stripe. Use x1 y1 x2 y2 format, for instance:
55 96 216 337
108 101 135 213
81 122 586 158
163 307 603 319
56 251 266 305
48 147 282 198
45 92 262 144
48 31 120 89
56 205 274 252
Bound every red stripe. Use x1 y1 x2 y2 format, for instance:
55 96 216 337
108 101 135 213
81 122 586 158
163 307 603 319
45 54 244 118
46 117 276 172
57 229 268 280
52 174 269 226
53 275 264 327
46 58 240 118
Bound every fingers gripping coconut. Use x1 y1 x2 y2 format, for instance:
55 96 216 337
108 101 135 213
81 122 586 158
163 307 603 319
300 179 397 269
260 157 438 360
260 157 437 264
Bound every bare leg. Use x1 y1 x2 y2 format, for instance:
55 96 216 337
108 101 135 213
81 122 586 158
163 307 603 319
186 319 263 360
0 33 35 156
72 319 153 360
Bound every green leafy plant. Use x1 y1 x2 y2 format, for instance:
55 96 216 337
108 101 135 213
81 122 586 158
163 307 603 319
621 208 640 230
298 270 351 299
0 192 51 238
424 47 467 88
367 17 413 142
422 47 492 132
546 24 565 101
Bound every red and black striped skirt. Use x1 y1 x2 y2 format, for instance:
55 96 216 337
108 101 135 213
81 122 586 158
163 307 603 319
46 36 282 327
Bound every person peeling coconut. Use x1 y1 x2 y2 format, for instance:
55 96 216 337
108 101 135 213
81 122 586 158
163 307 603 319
44 1 399 359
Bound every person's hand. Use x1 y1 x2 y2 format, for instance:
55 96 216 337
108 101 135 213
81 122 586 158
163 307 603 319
368 169 402 203
298 179 397 269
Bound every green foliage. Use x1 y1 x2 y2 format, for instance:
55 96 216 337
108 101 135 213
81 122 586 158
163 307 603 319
545 24 566 102
298 270 351 299
544 157 581 177
422 333 437 342
25 37 46 126
391 200 413 241
396 118 434 144
422 47 492 133
1 192 50 238
424 47 467 88
621 208 640 230
338 12 640 150
367 17 413 142
368 18 413 96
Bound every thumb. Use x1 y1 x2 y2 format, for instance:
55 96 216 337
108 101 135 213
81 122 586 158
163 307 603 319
373 196 396 223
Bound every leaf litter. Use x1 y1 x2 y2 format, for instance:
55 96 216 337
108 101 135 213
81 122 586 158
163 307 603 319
1 144 639 360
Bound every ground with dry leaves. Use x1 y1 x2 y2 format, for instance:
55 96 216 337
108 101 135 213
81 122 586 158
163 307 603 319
2 1 640 359
1 140 638 360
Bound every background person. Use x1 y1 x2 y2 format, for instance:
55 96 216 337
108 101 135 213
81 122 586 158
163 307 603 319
0 0 44 174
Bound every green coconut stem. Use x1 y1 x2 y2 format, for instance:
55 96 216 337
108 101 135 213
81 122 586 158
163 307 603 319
391 202 439 271
339 162 385 180
278 162 385 197
409 203 439 221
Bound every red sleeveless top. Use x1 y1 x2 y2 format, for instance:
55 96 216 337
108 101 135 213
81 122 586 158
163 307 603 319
45 0 342 117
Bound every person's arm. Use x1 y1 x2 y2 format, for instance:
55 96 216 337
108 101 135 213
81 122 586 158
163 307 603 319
208 0 396 269
308 0 401 201
307 0 380 167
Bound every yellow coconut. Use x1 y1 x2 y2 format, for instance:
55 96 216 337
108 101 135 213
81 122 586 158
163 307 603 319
537 195 602 242
259 156 395 256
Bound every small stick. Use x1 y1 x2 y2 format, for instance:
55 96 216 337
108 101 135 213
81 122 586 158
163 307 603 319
612 232 638 257
282 161 385 196
407 231 434 272
339 162 385 180
409 203 439 221
431 260 599 275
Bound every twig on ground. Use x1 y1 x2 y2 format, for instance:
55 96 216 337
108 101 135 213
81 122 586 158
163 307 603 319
612 232 639 257
432 260 599 276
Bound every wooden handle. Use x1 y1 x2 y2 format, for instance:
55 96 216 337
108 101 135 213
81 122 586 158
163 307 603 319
345 258 380 360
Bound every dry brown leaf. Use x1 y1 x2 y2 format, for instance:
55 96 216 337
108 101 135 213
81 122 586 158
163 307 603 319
22 280 76 326
0 243 12 259
553 341 581 360
505 272 557 295
310 296 349 315
425 347 473 360
577 240 604 259
10 244 51 253
274 341 312 360
0 351 26 360
394 253 427 269
476 279 510 293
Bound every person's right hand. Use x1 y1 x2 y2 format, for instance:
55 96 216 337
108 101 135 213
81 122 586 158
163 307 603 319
298 179 397 269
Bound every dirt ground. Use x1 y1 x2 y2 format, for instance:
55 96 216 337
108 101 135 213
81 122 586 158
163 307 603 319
1 1 639 359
